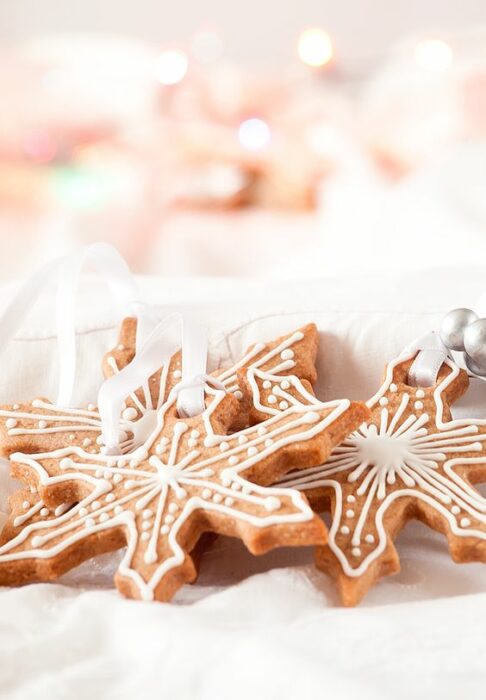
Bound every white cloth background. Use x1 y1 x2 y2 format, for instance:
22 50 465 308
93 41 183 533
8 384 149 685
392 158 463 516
1 268 486 698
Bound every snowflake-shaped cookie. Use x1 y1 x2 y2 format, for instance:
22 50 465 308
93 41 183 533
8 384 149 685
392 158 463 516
279 353 486 605
0 323 368 601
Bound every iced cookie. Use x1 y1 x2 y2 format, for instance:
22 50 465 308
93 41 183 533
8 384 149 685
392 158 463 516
279 353 486 605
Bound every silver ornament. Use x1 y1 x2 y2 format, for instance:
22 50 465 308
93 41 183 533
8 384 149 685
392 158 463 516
439 307 478 351
464 351 486 377
464 318 486 366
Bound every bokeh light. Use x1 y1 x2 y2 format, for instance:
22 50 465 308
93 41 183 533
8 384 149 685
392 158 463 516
238 118 271 151
414 39 454 71
154 49 189 85
297 28 333 68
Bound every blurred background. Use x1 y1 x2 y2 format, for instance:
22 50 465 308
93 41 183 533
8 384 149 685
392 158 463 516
0 0 485 280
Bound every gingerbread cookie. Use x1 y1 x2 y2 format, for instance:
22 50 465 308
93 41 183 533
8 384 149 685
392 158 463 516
279 352 486 605
0 324 368 601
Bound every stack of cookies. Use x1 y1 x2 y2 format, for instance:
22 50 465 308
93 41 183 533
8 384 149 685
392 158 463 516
0 319 485 605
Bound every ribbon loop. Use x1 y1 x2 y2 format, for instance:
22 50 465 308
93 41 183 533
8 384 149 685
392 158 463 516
98 312 212 452
0 243 143 408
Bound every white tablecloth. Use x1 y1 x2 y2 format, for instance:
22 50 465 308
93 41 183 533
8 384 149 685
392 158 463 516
1 269 486 698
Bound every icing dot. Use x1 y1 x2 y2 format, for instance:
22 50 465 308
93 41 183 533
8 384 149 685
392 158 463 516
281 380 290 390
40 508 49 517
281 349 294 360
451 505 461 515
141 532 150 541
38 420 47 429
143 509 153 519
87 403 96 411
165 514 175 524
30 485 37 494
264 439 274 448
191 430 200 439
265 497 281 512
238 435 248 445
267 396 277 404
365 534 375 544
247 446 258 457
117 344 125 351
461 517 471 527
22 501 30 510
79 508 88 517
122 407 138 421
96 436 103 445
346 510 355 518
390 384 398 393
242 485 251 495
113 474 122 484
379 397 388 406
168 503 178 513
69 434 75 440
118 459 126 468
262 380 272 389
352 547 361 557
219 442 229 452
212 494 223 504
340 526 350 535
83 438 92 447
142 521 151 530
187 438 197 449
228 456 239 466
416 389 425 398
220 471 232 487
231 482 241 491
95 469 103 478
85 518 95 528
114 506 123 515
234 390 243 400
258 427 267 436
91 501 101 511
6 418 17 429
99 513 109 523
202 489 212 499
346 495 356 503
103 470 112 480
224 497 234 506
105 494 115 503
60 458 73 470
173 370 182 379
156 444 165 455
130 459 139 468
414 401 423 410
160 525 169 535
13 404 19 410
279 401 289 410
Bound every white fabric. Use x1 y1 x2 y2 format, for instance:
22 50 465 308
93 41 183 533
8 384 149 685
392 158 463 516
2 268 486 697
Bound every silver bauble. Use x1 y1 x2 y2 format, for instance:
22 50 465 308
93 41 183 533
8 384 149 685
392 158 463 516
464 318 486 366
464 351 486 377
439 307 478 351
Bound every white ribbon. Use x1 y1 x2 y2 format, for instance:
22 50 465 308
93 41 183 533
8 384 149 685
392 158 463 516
404 332 449 387
98 312 211 452
0 243 150 407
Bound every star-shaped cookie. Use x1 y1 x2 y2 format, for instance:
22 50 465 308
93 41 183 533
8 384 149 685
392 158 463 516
0 322 368 601
279 352 486 605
